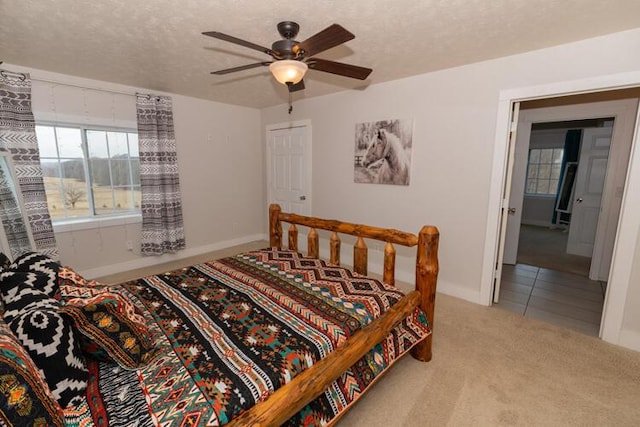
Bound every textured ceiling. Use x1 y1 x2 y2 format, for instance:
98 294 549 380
2 0 640 109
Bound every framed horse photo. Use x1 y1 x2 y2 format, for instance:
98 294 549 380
354 119 413 185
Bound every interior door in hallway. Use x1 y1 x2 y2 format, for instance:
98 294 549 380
502 107 528 266
567 127 612 257
266 124 311 215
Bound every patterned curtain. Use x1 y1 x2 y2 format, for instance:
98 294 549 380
136 95 185 255
0 159 32 258
0 72 58 259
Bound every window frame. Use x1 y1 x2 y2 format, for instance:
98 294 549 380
35 122 142 226
524 147 564 197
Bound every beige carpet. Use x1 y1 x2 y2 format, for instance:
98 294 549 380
517 224 591 277
339 293 640 426
97 242 640 426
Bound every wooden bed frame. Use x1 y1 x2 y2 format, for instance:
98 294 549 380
230 204 439 426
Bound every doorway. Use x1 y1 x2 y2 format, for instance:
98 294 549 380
482 82 640 347
498 99 637 335
266 120 312 215
497 111 629 336
502 99 637 281
515 120 614 278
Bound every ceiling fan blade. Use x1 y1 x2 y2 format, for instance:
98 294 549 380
294 24 354 57
203 31 274 56
307 58 372 80
211 62 271 75
287 80 305 92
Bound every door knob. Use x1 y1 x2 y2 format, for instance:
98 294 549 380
507 207 516 215
576 197 583 203
299 195 306 201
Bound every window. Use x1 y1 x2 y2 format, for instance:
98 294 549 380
35 124 141 221
525 148 564 195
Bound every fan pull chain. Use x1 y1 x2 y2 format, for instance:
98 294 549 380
288 91 293 114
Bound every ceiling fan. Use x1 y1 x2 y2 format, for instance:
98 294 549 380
203 21 372 93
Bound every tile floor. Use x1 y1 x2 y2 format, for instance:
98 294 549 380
495 264 606 336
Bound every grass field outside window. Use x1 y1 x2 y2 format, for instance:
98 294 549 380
35 124 141 221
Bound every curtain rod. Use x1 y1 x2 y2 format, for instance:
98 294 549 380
0 69 27 81
1 63 157 99
135 93 162 101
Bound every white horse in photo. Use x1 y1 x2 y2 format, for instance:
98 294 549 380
362 129 410 185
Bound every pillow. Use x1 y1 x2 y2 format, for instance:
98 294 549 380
0 252 11 271
56 266 159 368
60 292 160 369
9 252 61 297
56 269 148 327
57 266 106 291
0 253 7 314
0 320 64 427
0 271 59 324
5 283 87 409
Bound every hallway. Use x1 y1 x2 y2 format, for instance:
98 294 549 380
497 263 605 336
516 224 591 277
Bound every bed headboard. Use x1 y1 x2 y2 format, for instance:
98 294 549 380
268 203 439 361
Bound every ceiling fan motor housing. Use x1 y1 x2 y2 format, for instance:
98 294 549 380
272 39 301 59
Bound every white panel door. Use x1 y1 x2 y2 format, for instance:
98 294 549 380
493 103 520 302
267 125 311 215
503 117 530 265
567 127 612 257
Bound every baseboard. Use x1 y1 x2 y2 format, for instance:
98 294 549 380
618 329 640 352
436 280 482 304
80 233 268 279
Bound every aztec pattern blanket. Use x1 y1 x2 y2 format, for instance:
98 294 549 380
63 248 430 426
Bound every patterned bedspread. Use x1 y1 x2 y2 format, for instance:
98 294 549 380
64 248 430 426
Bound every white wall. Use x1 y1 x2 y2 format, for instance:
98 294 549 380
8 65 265 276
261 28 640 340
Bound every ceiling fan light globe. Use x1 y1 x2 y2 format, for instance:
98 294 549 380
269 60 308 85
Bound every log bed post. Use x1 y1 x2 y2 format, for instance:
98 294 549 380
410 225 440 362
269 204 282 248
353 237 368 275
308 228 319 258
330 232 340 265
288 224 298 252
383 242 396 286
